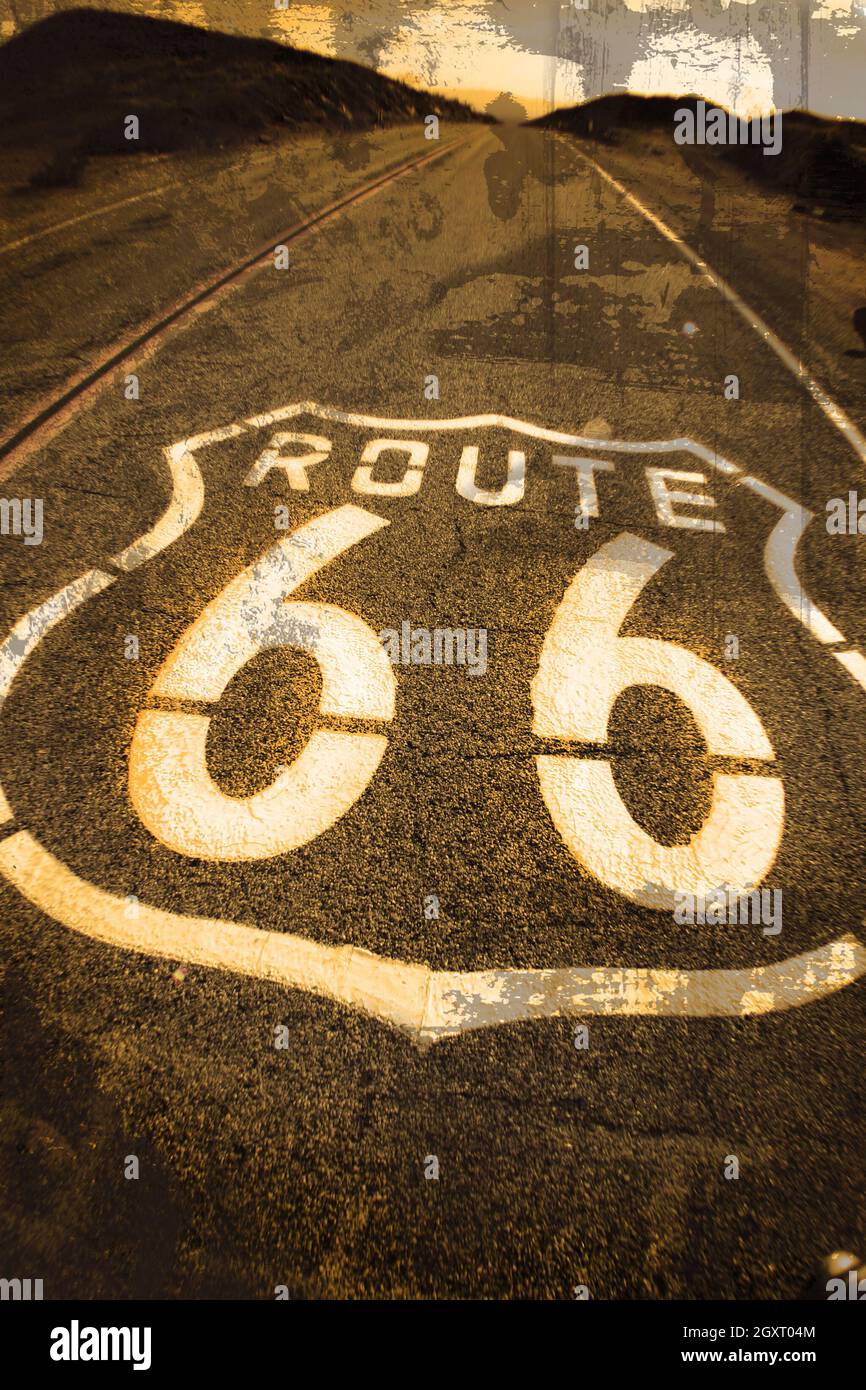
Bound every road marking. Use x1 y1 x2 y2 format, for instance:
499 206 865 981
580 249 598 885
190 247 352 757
0 410 864 1038
1 829 863 1042
0 138 469 482
129 505 394 860
456 445 526 506
739 476 845 647
111 430 231 571
244 432 333 490
533 533 784 908
538 759 784 909
245 402 743 474
571 142 866 470
422 934 866 1038
0 567 116 824
351 439 429 498
647 467 724 533
553 454 615 521
533 534 774 755
131 719 389 862
148 504 387 700
237 404 866 684
835 648 866 689
239 405 866 675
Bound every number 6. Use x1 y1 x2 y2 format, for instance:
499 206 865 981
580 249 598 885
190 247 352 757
532 533 784 908
129 505 395 860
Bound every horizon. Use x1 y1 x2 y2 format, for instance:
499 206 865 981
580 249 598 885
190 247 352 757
1 1 866 123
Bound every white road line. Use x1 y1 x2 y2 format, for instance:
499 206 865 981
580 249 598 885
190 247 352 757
422 934 866 1039
0 139 296 259
571 144 866 469
834 648 866 691
0 183 176 258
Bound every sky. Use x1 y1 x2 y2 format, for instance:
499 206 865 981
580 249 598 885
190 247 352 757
2 1 866 120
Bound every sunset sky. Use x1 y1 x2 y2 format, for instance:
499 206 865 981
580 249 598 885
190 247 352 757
2 1 865 120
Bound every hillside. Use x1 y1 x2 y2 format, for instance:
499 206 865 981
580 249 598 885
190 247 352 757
533 94 866 220
0 8 481 179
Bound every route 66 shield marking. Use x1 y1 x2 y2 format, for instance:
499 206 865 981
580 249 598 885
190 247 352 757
0 403 864 1043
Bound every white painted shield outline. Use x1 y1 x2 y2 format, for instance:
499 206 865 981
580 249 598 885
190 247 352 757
1 403 864 1044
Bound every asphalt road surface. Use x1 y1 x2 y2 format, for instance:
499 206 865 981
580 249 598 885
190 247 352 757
1 122 865 1300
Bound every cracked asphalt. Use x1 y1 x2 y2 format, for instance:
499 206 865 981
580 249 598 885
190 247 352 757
1 122 865 1299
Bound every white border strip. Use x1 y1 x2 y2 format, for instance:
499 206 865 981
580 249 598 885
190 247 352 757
245 402 742 473
1 829 862 1043
740 477 845 646
111 426 244 571
0 568 115 823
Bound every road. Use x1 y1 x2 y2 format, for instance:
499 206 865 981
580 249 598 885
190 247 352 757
1 121 865 1300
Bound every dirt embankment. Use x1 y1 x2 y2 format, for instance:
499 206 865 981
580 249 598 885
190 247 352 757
0 8 486 188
